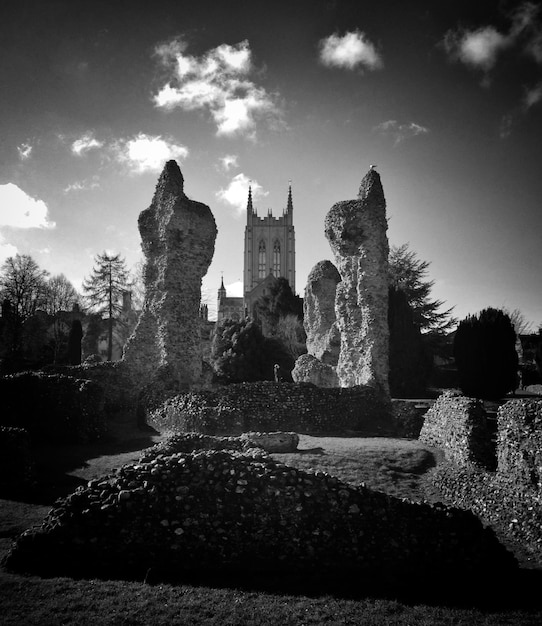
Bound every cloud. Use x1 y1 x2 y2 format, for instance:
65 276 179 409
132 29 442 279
153 38 283 138
0 184 55 229
523 81 542 109
443 27 510 72
17 143 32 160
0 235 18 265
225 280 243 297
71 133 104 156
319 30 383 71
64 177 101 193
216 173 268 217
219 154 239 171
373 120 429 145
442 2 542 73
113 133 189 173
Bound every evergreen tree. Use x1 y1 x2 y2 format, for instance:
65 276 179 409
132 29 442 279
453 307 518 399
82 252 128 361
388 243 455 335
388 286 431 398
254 277 303 335
211 319 293 383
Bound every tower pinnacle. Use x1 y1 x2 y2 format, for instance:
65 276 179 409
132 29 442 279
286 180 293 214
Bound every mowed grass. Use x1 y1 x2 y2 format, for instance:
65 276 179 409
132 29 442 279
1 428 542 625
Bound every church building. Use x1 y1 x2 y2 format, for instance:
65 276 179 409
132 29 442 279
217 183 296 322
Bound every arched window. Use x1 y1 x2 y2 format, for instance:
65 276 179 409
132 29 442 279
272 240 281 277
258 240 266 278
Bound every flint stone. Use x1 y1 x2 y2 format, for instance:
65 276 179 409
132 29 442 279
303 260 341 364
324 168 389 394
292 354 339 388
123 160 217 390
240 431 299 453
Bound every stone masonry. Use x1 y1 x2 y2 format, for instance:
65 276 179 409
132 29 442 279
324 168 390 393
123 161 217 390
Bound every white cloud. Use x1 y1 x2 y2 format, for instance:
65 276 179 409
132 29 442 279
225 280 243 297
71 133 104 156
153 38 283 138
216 173 268 217
523 81 542 109
443 27 510 72
114 133 189 174
442 3 542 73
0 235 18 265
319 30 383 71
64 177 101 193
374 120 429 145
0 184 55 229
17 143 33 160
219 154 239 171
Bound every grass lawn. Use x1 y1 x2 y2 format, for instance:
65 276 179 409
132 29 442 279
1 423 542 625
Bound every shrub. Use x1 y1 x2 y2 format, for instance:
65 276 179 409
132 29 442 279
0 371 106 443
453 308 518 399
0 426 33 490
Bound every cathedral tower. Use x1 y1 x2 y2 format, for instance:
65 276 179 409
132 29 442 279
243 183 296 315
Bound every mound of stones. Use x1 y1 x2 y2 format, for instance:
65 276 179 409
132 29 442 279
5 449 515 580
139 432 299 462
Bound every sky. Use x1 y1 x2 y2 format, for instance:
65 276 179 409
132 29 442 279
1 0 541 328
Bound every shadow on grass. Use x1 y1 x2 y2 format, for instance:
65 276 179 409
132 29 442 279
1 424 159 505
140 565 542 611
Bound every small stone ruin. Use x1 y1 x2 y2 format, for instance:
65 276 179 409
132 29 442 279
294 168 390 395
123 160 217 391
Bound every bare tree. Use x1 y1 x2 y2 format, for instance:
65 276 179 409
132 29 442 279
0 254 49 353
43 274 80 315
503 307 534 335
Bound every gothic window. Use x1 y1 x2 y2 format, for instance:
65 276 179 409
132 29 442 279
272 240 281 277
258 240 266 278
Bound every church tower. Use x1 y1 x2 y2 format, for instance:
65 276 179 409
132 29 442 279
243 183 296 315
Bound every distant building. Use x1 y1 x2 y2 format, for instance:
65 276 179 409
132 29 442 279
217 183 296 322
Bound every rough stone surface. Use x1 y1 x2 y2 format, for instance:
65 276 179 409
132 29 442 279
123 161 217 390
497 399 542 490
418 390 495 470
324 168 389 393
303 261 341 364
139 431 298 461
5 450 515 580
240 431 299 453
422 397 542 564
292 354 339 387
149 381 393 436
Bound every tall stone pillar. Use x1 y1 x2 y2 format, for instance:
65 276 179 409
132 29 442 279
324 168 389 394
123 160 217 390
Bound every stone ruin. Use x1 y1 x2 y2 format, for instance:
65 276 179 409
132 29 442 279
293 168 390 395
123 160 217 391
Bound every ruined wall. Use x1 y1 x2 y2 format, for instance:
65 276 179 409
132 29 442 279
123 161 217 390
496 399 542 490
423 397 542 562
149 381 393 436
324 168 389 393
418 390 495 470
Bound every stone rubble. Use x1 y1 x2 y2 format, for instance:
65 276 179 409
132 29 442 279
5 449 516 580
